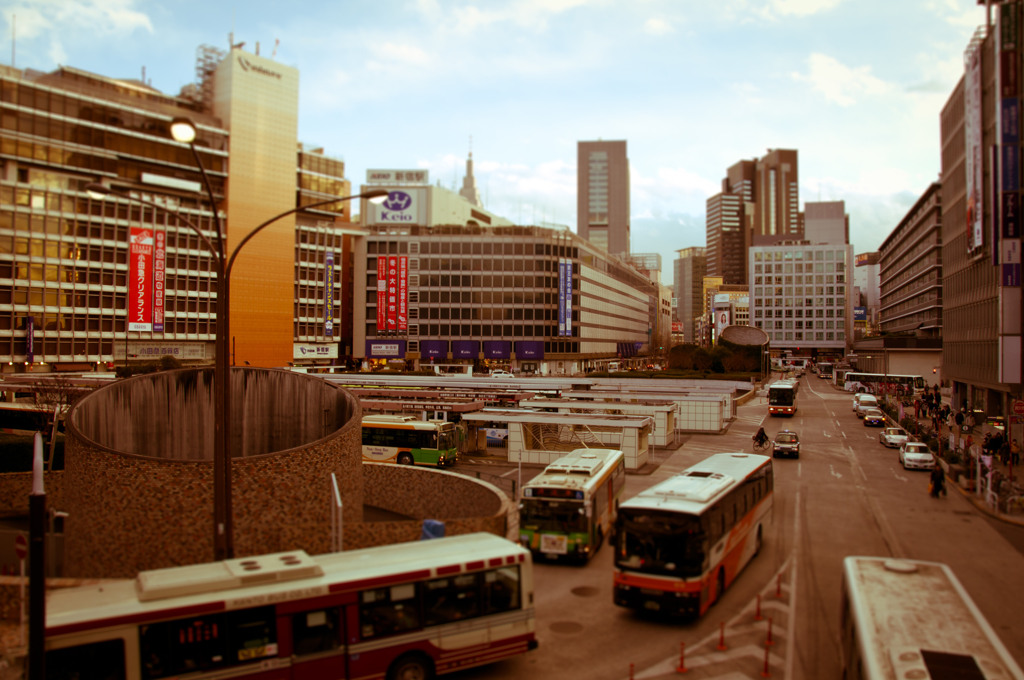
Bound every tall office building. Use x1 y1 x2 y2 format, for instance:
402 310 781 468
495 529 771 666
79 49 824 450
705 191 747 285
673 247 706 344
577 140 630 255
752 149 801 245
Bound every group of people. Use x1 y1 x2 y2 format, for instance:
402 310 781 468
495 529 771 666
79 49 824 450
981 431 1020 467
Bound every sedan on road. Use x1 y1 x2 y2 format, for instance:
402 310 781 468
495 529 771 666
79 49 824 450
862 408 886 427
879 427 908 448
900 442 935 470
773 430 800 458
489 370 514 378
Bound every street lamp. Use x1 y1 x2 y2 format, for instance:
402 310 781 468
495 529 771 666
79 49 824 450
86 120 387 560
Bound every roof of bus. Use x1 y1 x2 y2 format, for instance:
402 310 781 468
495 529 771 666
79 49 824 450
460 409 653 429
46 533 528 636
361 415 455 428
619 453 771 515
843 557 1024 680
524 449 624 494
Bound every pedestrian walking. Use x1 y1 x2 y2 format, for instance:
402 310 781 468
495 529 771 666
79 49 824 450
930 464 946 498
1012 438 1020 466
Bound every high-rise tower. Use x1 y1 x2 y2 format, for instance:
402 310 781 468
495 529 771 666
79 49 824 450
577 140 630 255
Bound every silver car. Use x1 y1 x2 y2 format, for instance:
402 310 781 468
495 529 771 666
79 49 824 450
900 442 935 470
880 427 908 448
855 396 880 418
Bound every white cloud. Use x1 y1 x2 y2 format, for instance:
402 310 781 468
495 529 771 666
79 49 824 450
644 18 674 35
5 0 152 39
769 0 843 17
632 166 719 200
365 42 433 73
791 53 891 106
447 0 593 34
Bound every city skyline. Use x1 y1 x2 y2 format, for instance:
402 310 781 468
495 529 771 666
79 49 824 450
2 0 984 283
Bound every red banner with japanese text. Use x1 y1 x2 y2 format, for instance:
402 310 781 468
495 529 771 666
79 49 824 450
376 257 387 329
387 256 398 331
153 230 165 332
129 226 153 331
398 256 408 331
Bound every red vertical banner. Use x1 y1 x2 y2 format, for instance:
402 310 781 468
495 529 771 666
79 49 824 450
376 257 387 330
153 230 165 333
129 226 154 331
398 256 408 331
387 255 398 331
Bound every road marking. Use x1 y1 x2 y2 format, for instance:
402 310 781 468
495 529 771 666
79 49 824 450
797 462 802 478
842 431 847 439
830 464 843 480
824 430 831 438
891 467 908 483
786 491 800 680
500 469 517 478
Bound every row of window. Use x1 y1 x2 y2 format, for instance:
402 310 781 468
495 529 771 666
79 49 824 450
760 320 841 329
754 299 847 310
754 309 843 319
754 327 845 342
753 249 846 262
754 286 845 296
416 306 566 321
413 257 575 274
369 323 577 339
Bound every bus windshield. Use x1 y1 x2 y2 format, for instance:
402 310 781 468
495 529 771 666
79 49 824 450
521 499 588 533
615 509 706 577
437 429 456 451
768 389 795 406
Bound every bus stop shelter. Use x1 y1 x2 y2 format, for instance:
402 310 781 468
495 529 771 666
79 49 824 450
520 397 678 448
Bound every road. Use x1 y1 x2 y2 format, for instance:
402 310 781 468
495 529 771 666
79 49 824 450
452 373 1024 679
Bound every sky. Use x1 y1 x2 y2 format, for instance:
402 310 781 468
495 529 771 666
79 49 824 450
0 0 985 285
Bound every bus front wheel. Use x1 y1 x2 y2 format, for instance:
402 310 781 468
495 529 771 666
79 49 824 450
397 452 414 465
388 653 435 680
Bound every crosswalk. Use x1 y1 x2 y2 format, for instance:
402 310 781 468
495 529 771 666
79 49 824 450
622 554 796 680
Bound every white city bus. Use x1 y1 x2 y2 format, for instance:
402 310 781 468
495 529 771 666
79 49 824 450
840 556 1024 680
843 372 926 396
613 453 773 617
44 533 537 680
519 448 626 562
361 414 458 467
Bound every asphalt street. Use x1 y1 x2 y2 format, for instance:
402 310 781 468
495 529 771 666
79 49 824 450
451 373 1024 680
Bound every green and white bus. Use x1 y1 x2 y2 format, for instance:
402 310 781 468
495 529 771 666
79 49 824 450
361 415 458 467
519 448 626 562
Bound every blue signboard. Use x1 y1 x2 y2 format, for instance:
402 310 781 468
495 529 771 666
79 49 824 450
420 340 447 358
483 340 511 359
515 341 544 358
1003 263 1021 287
1004 99 1020 145
1005 144 1020 192
452 340 479 359
854 306 867 321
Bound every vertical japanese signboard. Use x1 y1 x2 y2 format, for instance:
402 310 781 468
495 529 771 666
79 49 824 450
129 226 154 331
563 258 573 336
1002 2 1022 286
376 257 387 330
398 255 408 331
387 255 398 331
325 251 335 337
558 258 567 336
966 39 984 252
153 230 165 333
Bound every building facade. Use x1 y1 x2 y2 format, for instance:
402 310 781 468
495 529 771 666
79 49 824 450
672 247 706 344
0 48 353 370
853 251 881 334
878 183 942 337
705 191 747 285
353 223 658 375
752 149 801 245
749 243 853 360
577 140 630 256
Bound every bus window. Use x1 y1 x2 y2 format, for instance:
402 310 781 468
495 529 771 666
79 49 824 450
424 573 481 626
139 606 277 679
291 608 342 656
47 638 126 680
483 567 521 615
360 584 421 639
616 511 706 577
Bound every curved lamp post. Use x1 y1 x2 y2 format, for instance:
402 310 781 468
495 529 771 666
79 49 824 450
87 120 388 560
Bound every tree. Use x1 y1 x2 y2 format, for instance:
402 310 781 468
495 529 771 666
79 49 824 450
29 375 85 470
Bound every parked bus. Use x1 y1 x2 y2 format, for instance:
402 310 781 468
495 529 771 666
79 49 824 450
613 453 773 617
519 448 626 562
840 556 1024 680
817 362 834 379
843 372 926 396
768 382 798 416
44 533 537 680
362 414 458 467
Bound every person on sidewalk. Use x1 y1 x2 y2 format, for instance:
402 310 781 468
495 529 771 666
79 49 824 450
1012 438 1020 467
930 464 946 498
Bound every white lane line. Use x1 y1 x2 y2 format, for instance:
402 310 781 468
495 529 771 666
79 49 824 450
797 462 802 478
785 491 800 680
830 464 843 480
891 467 908 483
842 431 847 439
824 431 831 438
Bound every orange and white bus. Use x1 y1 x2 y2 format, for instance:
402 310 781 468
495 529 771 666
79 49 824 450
44 533 537 680
613 453 773 617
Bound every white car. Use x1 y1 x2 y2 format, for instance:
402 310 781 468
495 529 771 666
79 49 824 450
852 393 872 411
899 442 935 470
879 427 909 448
855 395 880 418
489 370 514 378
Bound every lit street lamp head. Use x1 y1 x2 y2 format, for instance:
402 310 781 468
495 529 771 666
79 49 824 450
366 188 390 204
84 182 113 200
170 117 198 144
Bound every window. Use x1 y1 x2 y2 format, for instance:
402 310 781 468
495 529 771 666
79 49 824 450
139 607 277 680
292 609 341 656
424 573 481 626
360 583 421 639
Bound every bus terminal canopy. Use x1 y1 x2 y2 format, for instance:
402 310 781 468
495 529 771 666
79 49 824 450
360 399 487 413
460 409 654 430
347 387 536 404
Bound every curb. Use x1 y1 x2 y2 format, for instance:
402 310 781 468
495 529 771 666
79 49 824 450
946 472 1024 528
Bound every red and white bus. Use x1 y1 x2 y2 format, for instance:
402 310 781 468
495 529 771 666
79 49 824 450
613 453 773 617
45 533 537 680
